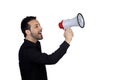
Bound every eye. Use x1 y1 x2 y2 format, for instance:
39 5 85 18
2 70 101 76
35 25 38 28
35 24 40 28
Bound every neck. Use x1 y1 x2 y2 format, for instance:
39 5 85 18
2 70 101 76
25 36 37 43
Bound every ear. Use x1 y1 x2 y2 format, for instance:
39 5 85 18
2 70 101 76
25 30 31 35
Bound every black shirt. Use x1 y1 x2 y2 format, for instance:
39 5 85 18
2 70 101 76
19 39 70 80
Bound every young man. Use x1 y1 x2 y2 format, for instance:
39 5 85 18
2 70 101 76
19 16 73 80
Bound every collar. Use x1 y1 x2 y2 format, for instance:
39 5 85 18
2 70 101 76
24 39 40 47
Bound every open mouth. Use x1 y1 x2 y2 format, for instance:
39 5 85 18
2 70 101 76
38 32 42 35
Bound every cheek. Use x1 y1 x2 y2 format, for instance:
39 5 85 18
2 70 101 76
30 29 38 34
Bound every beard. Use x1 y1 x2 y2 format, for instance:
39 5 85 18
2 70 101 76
31 32 43 40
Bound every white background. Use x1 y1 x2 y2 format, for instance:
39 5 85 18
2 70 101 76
0 0 120 80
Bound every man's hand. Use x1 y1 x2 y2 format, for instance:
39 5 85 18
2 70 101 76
64 28 74 44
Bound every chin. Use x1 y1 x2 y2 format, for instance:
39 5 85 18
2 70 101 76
39 38 43 40
38 35 43 40
38 37 43 40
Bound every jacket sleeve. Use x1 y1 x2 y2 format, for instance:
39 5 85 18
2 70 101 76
26 41 70 65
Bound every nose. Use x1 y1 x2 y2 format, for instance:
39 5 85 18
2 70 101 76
39 25 42 31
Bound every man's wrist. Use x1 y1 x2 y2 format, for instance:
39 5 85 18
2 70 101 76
65 40 71 44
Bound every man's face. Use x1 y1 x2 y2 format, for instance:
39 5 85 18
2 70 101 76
28 19 43 40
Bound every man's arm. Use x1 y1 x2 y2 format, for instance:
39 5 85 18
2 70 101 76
27 28 73 64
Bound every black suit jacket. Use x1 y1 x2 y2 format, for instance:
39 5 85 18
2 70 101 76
19 39 69 80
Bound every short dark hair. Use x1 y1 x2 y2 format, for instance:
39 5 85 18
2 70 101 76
21 16 36 37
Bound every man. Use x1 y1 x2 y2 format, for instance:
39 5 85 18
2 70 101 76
19 16 73 80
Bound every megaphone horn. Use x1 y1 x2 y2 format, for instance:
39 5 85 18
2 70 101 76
58 13 85 29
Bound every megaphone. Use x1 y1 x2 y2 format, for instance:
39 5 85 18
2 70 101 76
58 13 85 29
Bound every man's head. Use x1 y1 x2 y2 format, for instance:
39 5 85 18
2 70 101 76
21 16 43 42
